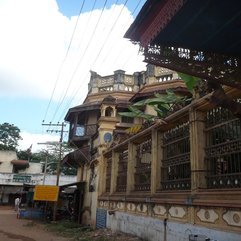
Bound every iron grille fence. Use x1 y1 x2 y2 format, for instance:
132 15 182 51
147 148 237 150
135 138 152 191
161 122 191 190
116 149 128 192
105 156 112 192
205 105 241 189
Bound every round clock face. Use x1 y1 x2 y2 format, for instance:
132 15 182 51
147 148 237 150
104 132 112 143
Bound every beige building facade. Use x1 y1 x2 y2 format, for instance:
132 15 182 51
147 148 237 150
64 64 241 240
64 66 190 228
99 87 241 241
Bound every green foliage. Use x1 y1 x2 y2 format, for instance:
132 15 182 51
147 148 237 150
31 151 48 163
17 150 30 160
45 221 93 239
45 221 136 241
178 72 200 92
119 90 188 122
0 122 22 151
30 147 77 176
61 165 77 175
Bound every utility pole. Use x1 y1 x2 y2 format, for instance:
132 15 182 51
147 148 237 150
42 122 67 221
42 150 48 185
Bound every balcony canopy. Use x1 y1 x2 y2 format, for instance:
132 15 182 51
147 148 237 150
125 0 241 88
11 159 29 171
65 102 101 122
62 147 90 168
65 99 131 122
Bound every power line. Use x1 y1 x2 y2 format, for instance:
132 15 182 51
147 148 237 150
56 1 131 121
76 0 98 53
49 0 109 123
42 0 86 122
54 0 145 123
101 0 143 64
90 0 129 69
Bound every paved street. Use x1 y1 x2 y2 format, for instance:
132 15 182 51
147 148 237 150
0 206 69 241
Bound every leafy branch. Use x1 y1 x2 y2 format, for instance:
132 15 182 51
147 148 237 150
119 90 189 125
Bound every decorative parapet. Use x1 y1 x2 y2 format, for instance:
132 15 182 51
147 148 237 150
89 70 137 94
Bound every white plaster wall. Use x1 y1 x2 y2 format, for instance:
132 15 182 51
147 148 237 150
0 151 17 173
19 163 42 174
44 174 77 186
107 211 241 241
0 173 76 186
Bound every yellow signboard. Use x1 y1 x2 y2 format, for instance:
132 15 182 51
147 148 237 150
34 185 59 202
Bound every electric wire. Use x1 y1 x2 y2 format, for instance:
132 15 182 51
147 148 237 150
101 0 143 64
50 0 99 123
56 1 133 121
40 0 145 162
76 0 97 53
89 0 129 70
55 0 144 123
49 0 108 123
45 1 145 167
42 0 86 123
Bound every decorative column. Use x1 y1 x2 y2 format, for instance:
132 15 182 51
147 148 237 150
190 108 206 191
98 154 107 195
110 151 119 194
126 142 136 194
151 129 162 194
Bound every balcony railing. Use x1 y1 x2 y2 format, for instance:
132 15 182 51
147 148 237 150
70 124 97 140
161 122 191 191
207 173 241 189
205 106 241 189
161 178 191 190
134 139 152 192
116 150 128 192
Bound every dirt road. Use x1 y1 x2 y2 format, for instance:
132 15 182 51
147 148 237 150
0 206 69 241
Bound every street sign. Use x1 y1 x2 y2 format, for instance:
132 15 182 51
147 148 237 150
33 185 59 202
13 174 31 183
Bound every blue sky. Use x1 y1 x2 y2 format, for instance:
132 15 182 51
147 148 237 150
0 0 146 151
57 0 143 18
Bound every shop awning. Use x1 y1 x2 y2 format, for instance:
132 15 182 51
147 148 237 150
62 147 90 168
11 160 29 167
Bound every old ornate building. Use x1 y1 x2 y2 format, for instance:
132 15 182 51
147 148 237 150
107 0 241 240
63 66 188 227
63 0 241 241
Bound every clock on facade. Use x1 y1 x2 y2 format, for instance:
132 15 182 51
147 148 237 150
104 132 112 143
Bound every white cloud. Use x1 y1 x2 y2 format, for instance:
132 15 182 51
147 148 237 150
0 0 145 108
19 131 59 153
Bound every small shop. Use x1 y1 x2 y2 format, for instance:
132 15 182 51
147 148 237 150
18 182 85 222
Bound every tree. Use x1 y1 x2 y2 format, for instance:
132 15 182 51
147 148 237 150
0 123 22 151
17 150 30 160
27 143 77 176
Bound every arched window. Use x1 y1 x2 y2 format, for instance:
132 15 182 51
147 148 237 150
105 106 113 117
